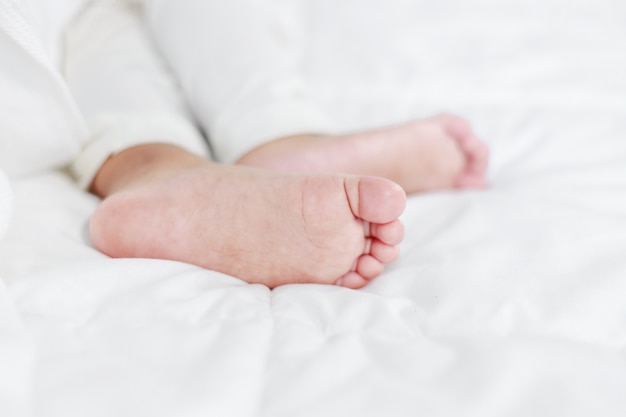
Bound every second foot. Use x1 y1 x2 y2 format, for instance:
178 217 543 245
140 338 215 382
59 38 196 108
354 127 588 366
237 114 489 195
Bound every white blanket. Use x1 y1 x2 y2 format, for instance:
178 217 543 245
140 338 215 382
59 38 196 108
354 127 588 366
2 0 626 416
0 170 10 239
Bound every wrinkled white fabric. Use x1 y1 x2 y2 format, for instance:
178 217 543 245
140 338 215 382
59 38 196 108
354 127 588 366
0 167 30 417
0 0 87 177
0 278 32 417
0 169 11 240
0 0 209 187
145 0 335 163
64 0 209 188
1 0 336 186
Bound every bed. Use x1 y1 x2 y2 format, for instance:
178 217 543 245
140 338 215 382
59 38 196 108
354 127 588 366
1 0 626 416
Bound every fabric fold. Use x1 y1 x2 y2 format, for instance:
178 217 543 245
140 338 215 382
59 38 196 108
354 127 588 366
0 169 12 241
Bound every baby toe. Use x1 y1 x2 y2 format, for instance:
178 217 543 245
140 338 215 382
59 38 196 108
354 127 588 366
334 271 370 289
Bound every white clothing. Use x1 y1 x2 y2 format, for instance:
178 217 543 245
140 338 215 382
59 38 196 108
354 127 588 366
0 0 208 188
0 0 335 235
64 0 210 188
0 0 87 178
144 0 335 163
0 0 85 242
1 0 334 182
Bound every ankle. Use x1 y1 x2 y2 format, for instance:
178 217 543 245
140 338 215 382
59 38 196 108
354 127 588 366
91 143 208 197
236 134 330 165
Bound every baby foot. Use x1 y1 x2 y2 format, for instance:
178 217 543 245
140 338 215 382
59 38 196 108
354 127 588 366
237 114 489 194
89 162 406 289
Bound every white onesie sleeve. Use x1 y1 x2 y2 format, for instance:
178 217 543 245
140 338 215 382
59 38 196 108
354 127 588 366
144 0 335 164
64 0 210 189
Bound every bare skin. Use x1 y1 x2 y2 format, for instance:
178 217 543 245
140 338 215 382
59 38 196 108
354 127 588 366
89 144 406 289
237 114 489 194
89 115 488 288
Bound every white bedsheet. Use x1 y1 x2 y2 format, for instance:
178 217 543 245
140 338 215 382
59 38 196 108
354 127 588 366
2 0 626 416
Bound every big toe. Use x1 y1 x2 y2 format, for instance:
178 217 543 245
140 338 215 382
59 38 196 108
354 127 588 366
438 114 490 187
344 176 406 224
